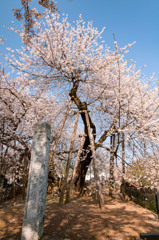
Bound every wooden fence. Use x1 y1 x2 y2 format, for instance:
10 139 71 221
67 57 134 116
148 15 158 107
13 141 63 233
121 181 159 217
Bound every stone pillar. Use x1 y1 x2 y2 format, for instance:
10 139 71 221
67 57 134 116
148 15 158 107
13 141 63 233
21 123 51 240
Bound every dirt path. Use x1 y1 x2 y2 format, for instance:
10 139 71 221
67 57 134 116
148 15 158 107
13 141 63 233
0 194 159 240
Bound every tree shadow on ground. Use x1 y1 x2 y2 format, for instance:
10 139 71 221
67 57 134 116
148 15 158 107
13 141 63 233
0 200 24 240
42 195 159 240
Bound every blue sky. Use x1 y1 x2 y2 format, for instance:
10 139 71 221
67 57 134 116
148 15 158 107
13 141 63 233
0 0 159 80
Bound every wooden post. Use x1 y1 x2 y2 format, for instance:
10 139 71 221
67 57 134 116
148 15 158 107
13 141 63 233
122 132 125 175
155 189 159 218
13 175 16 206
65 134 85 203
22 156 28 200
22 157 25 200
13 140 17 206
90 162 92 181
21 123 51 240
121 132 126 199
85 110 105 209
109 134 115 197
59 112 79 205
49 100 72 172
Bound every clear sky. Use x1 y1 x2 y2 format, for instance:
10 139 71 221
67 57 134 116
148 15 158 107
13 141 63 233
0 0 159 80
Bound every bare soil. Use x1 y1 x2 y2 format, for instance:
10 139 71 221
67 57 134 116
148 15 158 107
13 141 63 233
0 193 159 240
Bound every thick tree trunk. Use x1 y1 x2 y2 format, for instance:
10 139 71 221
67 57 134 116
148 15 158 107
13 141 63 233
69 81 109 193
85 110 105 209
69 83 96 192
73 135 92 191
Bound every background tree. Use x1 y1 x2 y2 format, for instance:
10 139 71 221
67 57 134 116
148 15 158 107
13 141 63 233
0 64 74 195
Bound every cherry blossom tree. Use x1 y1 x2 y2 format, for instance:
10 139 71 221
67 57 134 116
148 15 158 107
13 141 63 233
125 148 159 189
3 10 159 195
0 64 72 192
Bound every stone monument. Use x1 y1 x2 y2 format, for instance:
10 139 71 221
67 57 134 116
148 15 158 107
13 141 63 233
21 123 51 240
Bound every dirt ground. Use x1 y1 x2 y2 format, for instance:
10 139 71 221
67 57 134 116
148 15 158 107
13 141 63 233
0 193 159 240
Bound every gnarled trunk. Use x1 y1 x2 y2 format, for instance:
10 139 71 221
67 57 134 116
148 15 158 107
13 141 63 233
69 82 96 192
73 135 92 191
